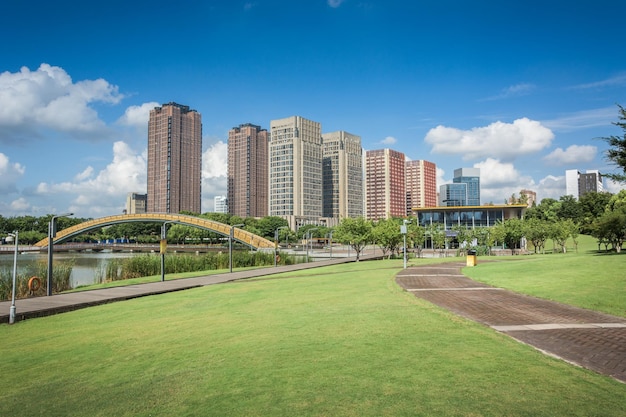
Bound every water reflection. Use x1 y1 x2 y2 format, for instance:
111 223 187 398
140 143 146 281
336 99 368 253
0 251 151 288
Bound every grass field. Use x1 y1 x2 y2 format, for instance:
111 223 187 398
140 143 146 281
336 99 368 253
1 250 625 416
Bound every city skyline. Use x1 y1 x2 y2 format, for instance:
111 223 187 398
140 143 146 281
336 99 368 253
1 1 626 218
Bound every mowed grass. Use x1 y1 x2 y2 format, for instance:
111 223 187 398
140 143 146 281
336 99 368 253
464 235 626 318
1 258 625 417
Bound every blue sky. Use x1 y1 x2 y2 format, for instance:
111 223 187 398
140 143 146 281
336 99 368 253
1 0 625 218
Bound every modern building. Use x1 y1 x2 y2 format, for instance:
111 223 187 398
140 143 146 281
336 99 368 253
414 204 527 231
269 116 324 229
322 131 363 219
227 123 268 218
566 169 604 199
453 168 480 206
364 148 406 220
405 159 437 214
125 192 147 214
147 102 202 213
439 182 468 207
214 195 228 213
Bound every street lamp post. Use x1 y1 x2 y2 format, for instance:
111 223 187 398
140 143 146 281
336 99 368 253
47 213 73 296
229 224 244 273
274 226 289 267
402 219 410 269
8 231 18 324
328 230 333 259
305 228 318 263
160 221 176 282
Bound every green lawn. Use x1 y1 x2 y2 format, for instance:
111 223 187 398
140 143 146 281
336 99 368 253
464 235 626 318
1 257 625 416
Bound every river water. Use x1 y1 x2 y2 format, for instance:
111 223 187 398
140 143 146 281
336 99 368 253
0 251 147 287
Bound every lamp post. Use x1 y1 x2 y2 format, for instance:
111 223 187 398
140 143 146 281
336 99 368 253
274 226 289 267
229 224 244 273
305 228 318 263
327 230 333 259
47 213 73 296
160 221 176 282
401 219 410 269
8 231 18 324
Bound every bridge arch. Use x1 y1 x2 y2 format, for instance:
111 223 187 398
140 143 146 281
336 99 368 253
34 213 275 250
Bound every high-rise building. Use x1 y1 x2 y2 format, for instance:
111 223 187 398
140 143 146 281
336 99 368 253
214 195 228 213
452 167 480 206
322 131 363 219
439 183 468 206
147 102 202 213
365 149 406 220
227 123 268 218
269 116 323 228
405 159 437 214
566 169 604 199
126 192 147 214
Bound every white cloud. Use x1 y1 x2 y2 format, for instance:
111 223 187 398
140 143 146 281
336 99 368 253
542 107 617 132
36 141 146 216
569 73 626 90
535 175 565 201
424 118 554 161
0 153 25 193
474 158 524 187
0 63 123 143
481 83 535 101
543 145 597 166
117 102 160 129
328 0 346 8
202 140 228 212
436 167 446 189
10 197 30 211
604 178 626 194
381 136 397 145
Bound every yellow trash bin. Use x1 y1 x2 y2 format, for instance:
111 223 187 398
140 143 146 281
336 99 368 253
466 249 477 267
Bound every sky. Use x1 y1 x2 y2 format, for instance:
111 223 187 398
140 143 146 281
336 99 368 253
1 0 625 219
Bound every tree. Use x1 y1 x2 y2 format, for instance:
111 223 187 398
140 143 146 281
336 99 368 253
557 195 582 222
523 218 549 254
579 191 613 233
371 218 402 259
598 104 626 182
333 217 372 261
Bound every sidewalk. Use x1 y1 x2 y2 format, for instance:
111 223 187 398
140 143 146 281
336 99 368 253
0 255 376 324
396 262 626 383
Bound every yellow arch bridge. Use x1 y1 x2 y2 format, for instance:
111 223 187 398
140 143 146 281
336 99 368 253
34 213 275 250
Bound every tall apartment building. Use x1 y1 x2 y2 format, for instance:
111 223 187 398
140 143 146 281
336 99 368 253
405 159 437 214
147 102 202 213
227 123 268 218
365 149 406 220
566 169 604 199
125 192 147 214
214 195 228 213
322 131 363 219
453 167 480 206
269 116 323 228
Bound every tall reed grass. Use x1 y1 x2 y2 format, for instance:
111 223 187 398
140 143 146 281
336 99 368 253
99 251 293 282
0 259 74 300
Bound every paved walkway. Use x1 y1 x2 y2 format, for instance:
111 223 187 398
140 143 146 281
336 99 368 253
0 256 375 324
396 262 626 383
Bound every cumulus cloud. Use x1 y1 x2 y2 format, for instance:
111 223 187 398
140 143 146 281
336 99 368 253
381 136 397 145
202 140 228 212
117 102 160 130
424 118 554 161
604 178 626 194
0 63 123 143
36 141 146 216
471 158 537 204
543 145 597 165
0 153 25 193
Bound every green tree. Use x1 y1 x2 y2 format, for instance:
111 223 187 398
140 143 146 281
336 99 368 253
371 218 402 259
578 191 613 233
523 218 549 254
590 208 626 252
333 217 372 261
598 104 626 182
557 195 582 222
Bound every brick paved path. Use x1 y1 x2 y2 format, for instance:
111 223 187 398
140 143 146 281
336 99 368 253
396 262 626 383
